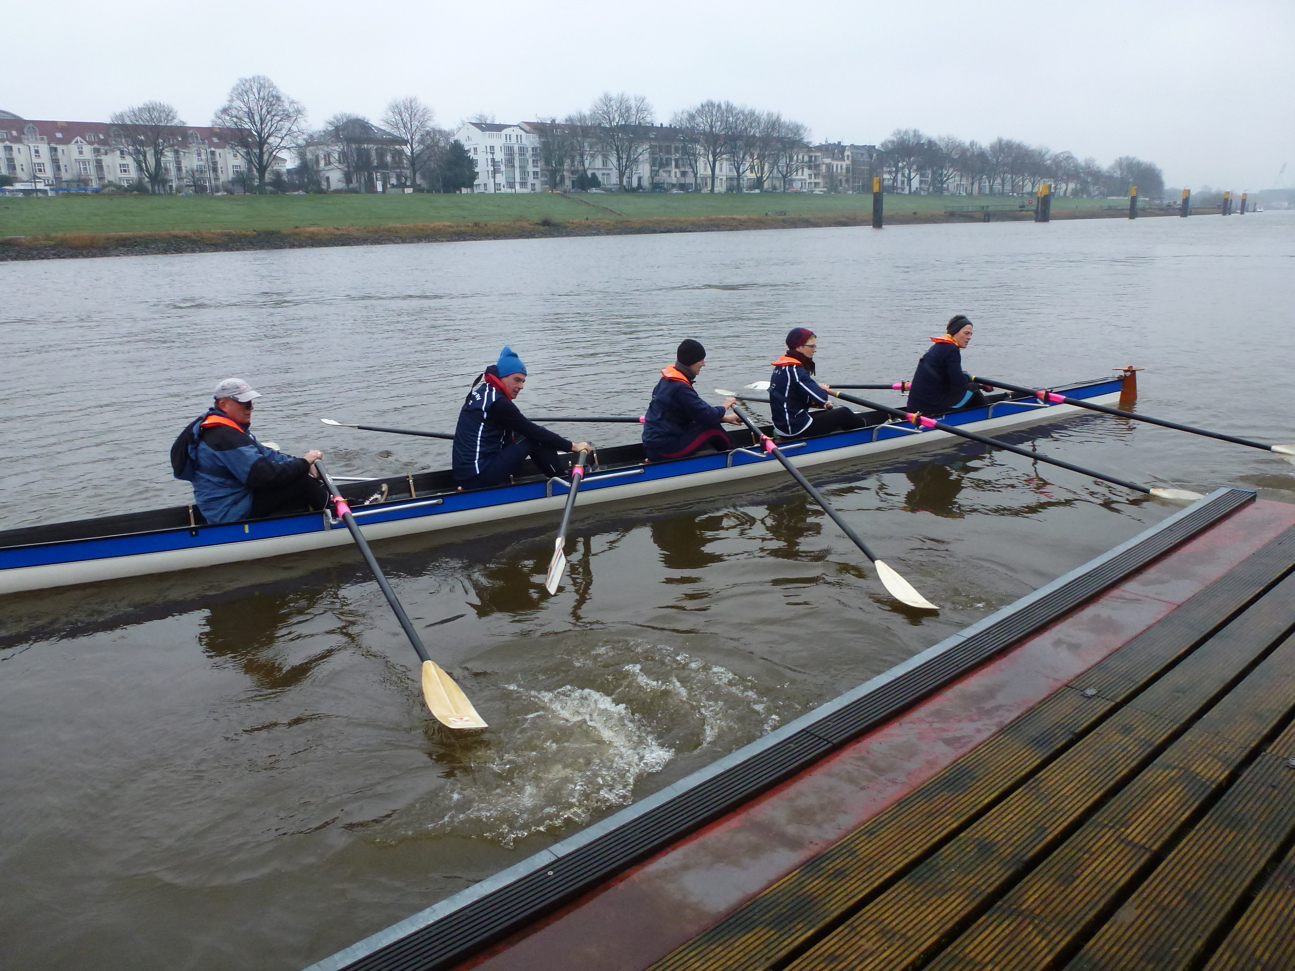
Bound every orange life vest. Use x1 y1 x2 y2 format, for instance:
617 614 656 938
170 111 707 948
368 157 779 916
660 364 692 384
200 414 248 433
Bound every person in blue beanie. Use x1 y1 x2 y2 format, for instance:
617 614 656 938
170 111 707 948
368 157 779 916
452 347 592 489
906 315 987 416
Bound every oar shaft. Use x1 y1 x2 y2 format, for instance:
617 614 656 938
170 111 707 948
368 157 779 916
354 423 455 441
730 406 879 561
555 453 588 541
316 462 432 663
833 382 911 391
530 416 645 423
974 375 1281 453
830 390 1152 496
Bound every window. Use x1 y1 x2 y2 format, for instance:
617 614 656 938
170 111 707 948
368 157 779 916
119 163 130 174
77 146 84 155
34 162 46 174
32 147 41 158
78 160 90 175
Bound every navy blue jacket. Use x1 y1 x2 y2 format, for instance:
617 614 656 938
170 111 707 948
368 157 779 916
906 339 973 415
642 366 726 454
769 356 829 436
175 410 310 523
452 370 572 481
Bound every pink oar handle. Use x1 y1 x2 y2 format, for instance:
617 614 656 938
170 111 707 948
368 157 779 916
907 413 938 429
332 497 353 517
891 381 911 391
572 465 585 479
762 436 776 453
1035 391 1066 404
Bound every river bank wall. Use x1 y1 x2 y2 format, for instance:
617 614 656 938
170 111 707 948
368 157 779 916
0 204 1189 261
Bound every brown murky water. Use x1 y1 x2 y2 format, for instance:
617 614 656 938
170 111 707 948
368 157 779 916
2 213 1293 970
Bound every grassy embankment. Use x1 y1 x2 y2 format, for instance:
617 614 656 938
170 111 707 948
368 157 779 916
0 192 1149 260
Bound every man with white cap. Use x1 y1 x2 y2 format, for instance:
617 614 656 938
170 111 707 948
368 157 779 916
171 377 327 523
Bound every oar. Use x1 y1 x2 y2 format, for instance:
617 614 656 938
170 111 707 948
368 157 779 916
747 381 910 392
530 416 646 424
320 418 453 441
315 461 487 731
544 450 591 594
824 389 1204 503
972 375 1295 458
715 394 937 611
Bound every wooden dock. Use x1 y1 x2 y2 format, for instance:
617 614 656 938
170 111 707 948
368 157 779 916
652 517 1295 970
308 491 1295 971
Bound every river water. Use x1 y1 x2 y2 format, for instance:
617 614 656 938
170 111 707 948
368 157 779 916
2 213 1293 970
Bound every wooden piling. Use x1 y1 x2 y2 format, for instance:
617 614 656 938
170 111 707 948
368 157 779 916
1240 192 1248 215
1223 190 1232 216
872 176 883 229
1128 185 1138 219
1180 189 1191 217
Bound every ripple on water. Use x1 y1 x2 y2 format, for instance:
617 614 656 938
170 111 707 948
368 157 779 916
377 640 800 847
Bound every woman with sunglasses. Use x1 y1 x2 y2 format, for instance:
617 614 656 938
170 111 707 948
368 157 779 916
769 328 869 439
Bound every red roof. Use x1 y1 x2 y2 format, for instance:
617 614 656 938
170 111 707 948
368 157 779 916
1 118 243 148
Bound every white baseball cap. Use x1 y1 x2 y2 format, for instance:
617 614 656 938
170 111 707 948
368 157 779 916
212 377 262 402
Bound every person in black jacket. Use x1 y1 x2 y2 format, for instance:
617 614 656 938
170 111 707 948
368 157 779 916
905 315 987 416
769 327 869 438
642 339 741 461
452 347 592 489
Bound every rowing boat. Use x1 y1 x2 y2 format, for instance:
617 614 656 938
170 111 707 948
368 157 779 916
0 375 1127 596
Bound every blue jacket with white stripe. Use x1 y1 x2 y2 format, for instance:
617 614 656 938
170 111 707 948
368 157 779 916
452 369 572 482
769 355 830 436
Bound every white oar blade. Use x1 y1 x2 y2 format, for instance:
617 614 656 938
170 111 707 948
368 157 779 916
1271 444 1295 456
746 381 771 391
714 388 737 397
874 559 939 611
422 660 487 730
1150 487 1205 502
320 418 344 426
544 543 568 595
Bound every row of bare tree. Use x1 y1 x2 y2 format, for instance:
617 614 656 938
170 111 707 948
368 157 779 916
110 78 462 194
532 94 813 193
877 129 1165 199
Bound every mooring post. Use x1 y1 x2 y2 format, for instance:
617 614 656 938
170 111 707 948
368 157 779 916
1180 188 1191 217
1223 190 1231 216
1128 185 1138 219
871 176 883 229
1240 192 1248 215
1035 183 1051 222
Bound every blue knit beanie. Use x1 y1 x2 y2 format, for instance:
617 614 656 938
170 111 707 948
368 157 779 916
496 346 527 377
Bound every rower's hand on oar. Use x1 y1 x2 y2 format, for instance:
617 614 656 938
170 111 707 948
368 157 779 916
723 396 738 410
305 449 323 477
572 441 593 454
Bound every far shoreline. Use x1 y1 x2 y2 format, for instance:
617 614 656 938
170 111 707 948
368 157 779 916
0 203 1192 262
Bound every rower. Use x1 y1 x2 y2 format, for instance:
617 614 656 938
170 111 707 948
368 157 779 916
171 377 328 524
905 315 987 416
642 339 741 462
769 327 869 438
451 346 592 489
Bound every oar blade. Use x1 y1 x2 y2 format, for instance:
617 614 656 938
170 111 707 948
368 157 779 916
421 660 487 730
320 418 344 426
544 540 568 595
874 559 939 612
1271 444 1295 456
746 381 771 391
1150 487 1205 502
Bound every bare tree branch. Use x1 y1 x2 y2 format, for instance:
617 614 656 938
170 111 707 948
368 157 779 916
382 96 436 189
109 102 183 194
212 76 306 192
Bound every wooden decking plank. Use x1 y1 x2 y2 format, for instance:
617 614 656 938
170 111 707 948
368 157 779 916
780 580 1295 971
645 688 1113 971
1063 751 1295 971
922 629 1295 970
1071 526 1295 702
1200 841 1295 971
649 533 1295 971
781 707 1174 971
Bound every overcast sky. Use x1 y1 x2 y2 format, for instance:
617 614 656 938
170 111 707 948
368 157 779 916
5 0 1291 190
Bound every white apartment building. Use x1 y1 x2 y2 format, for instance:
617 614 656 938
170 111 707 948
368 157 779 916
453 122 543 193
0 110 283 192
